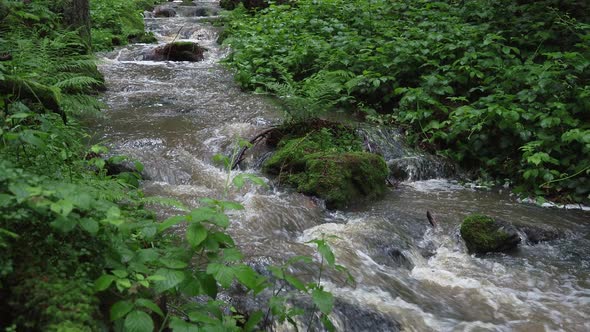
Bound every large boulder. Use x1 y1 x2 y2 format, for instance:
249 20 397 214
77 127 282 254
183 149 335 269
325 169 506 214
460 214 521 254
144 42 206 62
153 6 176 17
263 119 388 209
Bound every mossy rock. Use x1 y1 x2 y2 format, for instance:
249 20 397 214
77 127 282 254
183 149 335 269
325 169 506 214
460 214 521 254
145 42 206 62
263 119 387 209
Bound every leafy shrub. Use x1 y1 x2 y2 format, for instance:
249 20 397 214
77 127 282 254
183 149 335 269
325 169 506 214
222 0 590 203
90 0 159 50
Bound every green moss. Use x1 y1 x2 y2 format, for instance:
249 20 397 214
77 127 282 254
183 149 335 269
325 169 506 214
460 214 515 253
263 119 388 209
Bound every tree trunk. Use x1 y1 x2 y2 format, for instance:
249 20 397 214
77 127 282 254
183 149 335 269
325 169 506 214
62 0 91 50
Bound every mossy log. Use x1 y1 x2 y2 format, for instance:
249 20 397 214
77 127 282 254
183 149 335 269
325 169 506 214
0 76 66 123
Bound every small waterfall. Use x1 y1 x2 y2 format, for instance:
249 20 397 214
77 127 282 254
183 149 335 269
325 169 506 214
359 126 456 182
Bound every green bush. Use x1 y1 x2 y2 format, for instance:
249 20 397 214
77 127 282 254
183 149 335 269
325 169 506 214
90 0 159 50
223 0 590 204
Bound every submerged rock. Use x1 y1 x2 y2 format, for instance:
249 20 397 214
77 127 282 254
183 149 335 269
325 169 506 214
460 214 520 254
516 224 561 244
144 42 206 62
263 119 388 209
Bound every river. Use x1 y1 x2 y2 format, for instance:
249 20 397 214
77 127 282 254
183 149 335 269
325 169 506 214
92 1 590 331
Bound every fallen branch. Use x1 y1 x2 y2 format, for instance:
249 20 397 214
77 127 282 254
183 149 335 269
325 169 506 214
231 127 278 170
0 53 12 61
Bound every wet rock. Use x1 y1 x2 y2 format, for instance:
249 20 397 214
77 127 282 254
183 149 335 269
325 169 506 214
384 247 414 269
460 214 521 254
153 6 176 17
331 299 401 332
263 119 388 209
516 224 561 244
144 42 206 62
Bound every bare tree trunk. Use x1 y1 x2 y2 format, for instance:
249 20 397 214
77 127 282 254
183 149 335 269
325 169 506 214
62 0 91 50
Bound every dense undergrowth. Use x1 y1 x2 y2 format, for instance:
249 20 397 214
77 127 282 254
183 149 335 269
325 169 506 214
222 0 590 204
91 0 159 50
1 1 341 331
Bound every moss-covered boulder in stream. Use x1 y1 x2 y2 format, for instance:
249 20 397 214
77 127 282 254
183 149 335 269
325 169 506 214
460 214 521 254
263 120 388 209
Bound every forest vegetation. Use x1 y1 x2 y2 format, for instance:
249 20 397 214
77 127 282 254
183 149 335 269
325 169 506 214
0 0 589 331
222 0 590 204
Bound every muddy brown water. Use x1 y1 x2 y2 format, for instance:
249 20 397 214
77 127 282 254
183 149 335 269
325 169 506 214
91 1 590 331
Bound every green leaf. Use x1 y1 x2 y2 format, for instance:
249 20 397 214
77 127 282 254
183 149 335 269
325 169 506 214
197 272 218 298
50 216 77 233
94 274 116 292
284 273 306 291
309 239 335 267
217 200 244 210
189 207 217 222
244 310 264 332
208 213 230 228
169 317 200 332
110 300 134 321
134 161 144 173
186 223 208 247
188 311 218 324
206 263 234 288
232 264 266 293
232 173 267 189
135 298 164 317
141 226 157 239
80 218 99 235
124 310 154 332
312 289 334 314
321 314 336 332
222 248 243 262
153 268 186 293
179 277 201 296
160 258 188 269
112 270 128 278
50 199 74 217
158 215 186 232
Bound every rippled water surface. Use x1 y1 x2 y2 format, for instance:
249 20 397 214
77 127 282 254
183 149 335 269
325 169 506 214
92 1 590 331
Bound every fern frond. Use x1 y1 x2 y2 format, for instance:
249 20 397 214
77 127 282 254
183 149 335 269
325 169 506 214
141 196 189 212
54 76 102 90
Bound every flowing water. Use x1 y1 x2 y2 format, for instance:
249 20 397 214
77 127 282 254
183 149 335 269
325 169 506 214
92 1 590 331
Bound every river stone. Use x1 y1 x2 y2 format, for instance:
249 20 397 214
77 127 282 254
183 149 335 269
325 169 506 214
144 42 206 62
516 224 561 244
154 6 176 17
460 214 521 254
